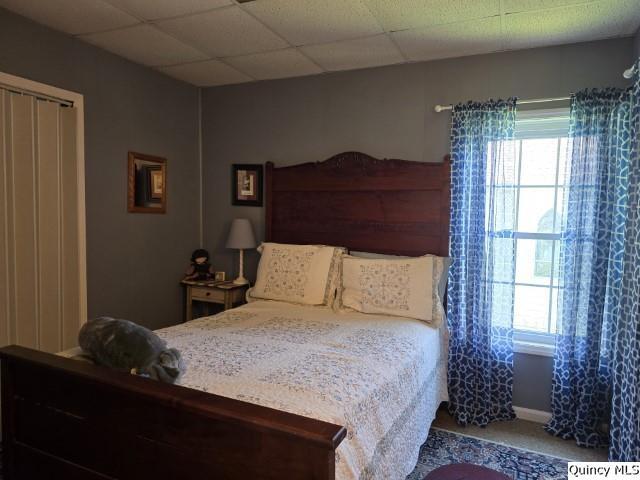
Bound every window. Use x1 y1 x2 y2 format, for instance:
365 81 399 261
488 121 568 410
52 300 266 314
534 210 557 277
493 108 570 348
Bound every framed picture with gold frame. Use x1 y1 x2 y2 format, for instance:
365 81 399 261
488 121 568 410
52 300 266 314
128 152 167 213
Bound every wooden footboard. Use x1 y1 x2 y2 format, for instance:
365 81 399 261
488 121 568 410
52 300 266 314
0 345 346 480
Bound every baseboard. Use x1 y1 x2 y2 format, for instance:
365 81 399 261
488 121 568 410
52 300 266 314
514 406 552 424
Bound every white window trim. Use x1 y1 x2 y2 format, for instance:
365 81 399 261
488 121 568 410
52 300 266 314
514 339 555 357
514 330 555 357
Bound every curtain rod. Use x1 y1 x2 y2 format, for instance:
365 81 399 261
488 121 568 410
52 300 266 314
433 96 570 113
623 63 637 79
435 63 638 113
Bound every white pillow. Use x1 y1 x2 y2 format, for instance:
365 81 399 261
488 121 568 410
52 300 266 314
252 242 341 305
340 254 445 326
350 250 451 302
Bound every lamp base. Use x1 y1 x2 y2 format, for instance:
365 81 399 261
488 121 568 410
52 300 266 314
233 249 249 286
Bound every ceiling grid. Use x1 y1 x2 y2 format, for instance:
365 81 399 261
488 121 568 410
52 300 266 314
0 0 637 86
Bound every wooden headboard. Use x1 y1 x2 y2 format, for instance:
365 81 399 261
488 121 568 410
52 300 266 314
265 151 450 257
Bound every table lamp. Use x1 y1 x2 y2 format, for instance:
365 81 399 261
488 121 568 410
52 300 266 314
225 218 257 285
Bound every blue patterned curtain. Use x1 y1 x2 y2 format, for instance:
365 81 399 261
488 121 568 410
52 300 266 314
546 65 640 460
447 98 518 426
609 61 640 461
545 87 629 448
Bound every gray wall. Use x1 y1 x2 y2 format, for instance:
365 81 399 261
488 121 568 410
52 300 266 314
202 37 633 412
0 8 200 330
635 27 640 59
1 4 632 411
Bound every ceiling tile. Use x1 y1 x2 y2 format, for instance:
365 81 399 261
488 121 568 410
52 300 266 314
158 59 253 86
81 25 207 66
225 48 323 80
104 0 233 20
155 7 289 57
503 0 640 50
243 0 383 46
392 16 503 61
301 34 404 71
503 0 597 14
362 0 501 32
0 0 139 35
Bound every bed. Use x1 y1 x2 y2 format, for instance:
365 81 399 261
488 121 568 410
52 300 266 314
156 300 448 480
0 151 451 480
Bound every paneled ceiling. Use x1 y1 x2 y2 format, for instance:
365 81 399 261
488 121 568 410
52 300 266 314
1 0 639 87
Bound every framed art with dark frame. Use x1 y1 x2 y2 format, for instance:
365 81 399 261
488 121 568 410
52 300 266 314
232 164 263 206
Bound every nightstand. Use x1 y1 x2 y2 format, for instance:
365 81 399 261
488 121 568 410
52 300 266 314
181 281 248 321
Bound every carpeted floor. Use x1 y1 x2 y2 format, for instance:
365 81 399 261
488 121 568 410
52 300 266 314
432 408 608 462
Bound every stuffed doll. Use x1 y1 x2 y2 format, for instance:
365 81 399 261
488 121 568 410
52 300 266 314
78 317 185 384
184 248 215 281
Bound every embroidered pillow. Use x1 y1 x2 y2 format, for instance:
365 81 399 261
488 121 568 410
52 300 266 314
252 242 339 305
340 255 445 326
349 251 451 302
249 245 345 306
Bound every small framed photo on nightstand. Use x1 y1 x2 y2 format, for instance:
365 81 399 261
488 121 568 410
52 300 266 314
214 271 226 282
232 164 263 206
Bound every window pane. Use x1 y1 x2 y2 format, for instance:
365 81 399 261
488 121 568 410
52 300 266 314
536 208 558 234
514 285 551 333
517 187 556 233
554 187 566 233
552 240 562 286
519 138 559 186
492 238 515 282
488 188 516 232
557 137 570 186
515 239 552 286
487 140 520 186
491 282 514 328
550 287 559 333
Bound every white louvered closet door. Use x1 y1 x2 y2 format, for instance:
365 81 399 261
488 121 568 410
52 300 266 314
0 88 84 353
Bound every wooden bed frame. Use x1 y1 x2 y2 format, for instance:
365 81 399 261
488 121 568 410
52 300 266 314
0 151 450 480
266 151 450 257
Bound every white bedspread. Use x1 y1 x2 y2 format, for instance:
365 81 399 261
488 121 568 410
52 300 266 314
154 300 448 480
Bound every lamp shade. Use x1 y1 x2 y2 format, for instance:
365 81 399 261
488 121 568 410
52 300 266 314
226 218 257 250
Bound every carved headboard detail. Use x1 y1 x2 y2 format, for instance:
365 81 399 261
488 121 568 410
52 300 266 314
265 151 451 257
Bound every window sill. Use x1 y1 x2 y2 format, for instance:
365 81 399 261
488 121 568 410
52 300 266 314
514 339 555 357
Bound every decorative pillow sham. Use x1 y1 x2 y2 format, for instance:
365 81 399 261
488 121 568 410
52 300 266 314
340 254 445 326
252 242 344 305
350 250 451 302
